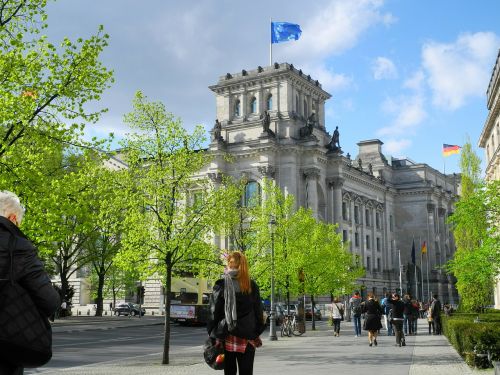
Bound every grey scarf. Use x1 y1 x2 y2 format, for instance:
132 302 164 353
224 270 239 331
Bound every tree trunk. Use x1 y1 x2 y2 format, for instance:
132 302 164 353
95 270 105 317
162 253 172 365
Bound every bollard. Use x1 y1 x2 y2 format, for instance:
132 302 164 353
87 309 90 315
152 311 154 316
78 310 81 316
494 361 499 375
104 311 107 316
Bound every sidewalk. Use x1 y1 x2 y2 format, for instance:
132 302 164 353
42 318 492 375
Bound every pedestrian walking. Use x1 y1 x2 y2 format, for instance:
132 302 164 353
0 191 60 374
381 293 393 336
410 299 419 334
361 293 383 346
330 297 344 337
402 294 413 335
430 294 442 335
349 291 363 337
207 251 266 375
387 293 406 347
427 303 435 335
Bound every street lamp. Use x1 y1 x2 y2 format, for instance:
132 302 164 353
269 216 277 341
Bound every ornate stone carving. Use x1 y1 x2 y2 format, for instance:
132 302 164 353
427 203 435 213
258 165 276 179
208 172 223 184
438 207 446 217
303 167 321 180
326 176 344 189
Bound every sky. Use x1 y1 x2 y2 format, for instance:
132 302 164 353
45 0 500 174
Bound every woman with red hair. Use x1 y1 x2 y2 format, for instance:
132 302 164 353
207 251 265 375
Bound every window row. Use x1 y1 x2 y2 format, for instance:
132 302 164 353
343 230 382 252
234 95 273 117
342 202 385 230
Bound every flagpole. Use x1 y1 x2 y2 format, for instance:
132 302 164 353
413 237 418 300
269 18 272 66
398 249 402 294
420 237 424 301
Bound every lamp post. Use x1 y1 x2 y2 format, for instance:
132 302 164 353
269 217 277 341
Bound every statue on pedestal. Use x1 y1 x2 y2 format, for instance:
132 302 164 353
212 119 223 142
326 125 342 153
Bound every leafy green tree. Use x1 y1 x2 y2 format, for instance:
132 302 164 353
85 166 128 316
117 92 236 364
0 0 113 162
447 141 500 311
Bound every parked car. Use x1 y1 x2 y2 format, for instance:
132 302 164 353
264 304 285 326
113 302 145 316
305 305 322 320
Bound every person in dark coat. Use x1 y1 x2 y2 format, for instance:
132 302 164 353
207 251 265 375
361 292 383 346
430 294 442 335
0 191 61 374
388 293 406 347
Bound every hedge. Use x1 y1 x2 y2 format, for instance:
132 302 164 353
442 312 500 368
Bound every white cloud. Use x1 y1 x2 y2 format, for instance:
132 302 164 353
403 70 425 91
284 0 395 60
383 138 411 155
378 93 427 136
422 32 500 110
372 57 398 80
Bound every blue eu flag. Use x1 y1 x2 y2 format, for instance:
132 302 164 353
271 22 302 44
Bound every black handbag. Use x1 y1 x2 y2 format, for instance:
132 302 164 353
203 337 224 370
0 234 52 367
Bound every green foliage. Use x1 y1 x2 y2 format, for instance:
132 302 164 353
443 313 500 368
447 142 499 312
0 0 113 163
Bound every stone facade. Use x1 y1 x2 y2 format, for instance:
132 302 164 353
479 49 500 309
201 63 459 303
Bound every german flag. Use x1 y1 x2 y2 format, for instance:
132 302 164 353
442 144 461 157
421 241 427 255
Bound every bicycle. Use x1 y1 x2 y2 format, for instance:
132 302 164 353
280 313 304 337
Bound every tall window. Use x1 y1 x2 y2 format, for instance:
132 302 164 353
377 258 381 271
342 202 348 220
355 232 359 247
376 212 380 229
366 235 371 249
354 206 360 224
303 99 308 117
376 237 380 251
243 181 260 207
296 95 299 113
234 99 241 117
366 256 371 271
365 209 370 226
342 230 348 243
389 214 394 231
250 97 257 113
266 94 272 110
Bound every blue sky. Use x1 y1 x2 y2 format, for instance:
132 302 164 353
45 0 500 174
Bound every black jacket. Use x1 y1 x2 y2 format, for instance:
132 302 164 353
388 297 405 319
0 216 60 317
207 278 265 340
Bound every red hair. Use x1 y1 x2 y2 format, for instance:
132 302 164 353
227 251 251 294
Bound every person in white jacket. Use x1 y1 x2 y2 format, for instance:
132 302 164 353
330 297 344 337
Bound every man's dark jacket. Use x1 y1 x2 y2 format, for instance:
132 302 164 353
207 278 265 340
0 216 60 318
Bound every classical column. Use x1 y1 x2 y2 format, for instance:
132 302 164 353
303 167 320 218
208 172 224 249
326 177 344 228
258 165 276 203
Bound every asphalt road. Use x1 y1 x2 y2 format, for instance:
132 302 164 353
26 321 208 374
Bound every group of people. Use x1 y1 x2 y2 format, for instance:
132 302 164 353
329 291 444 347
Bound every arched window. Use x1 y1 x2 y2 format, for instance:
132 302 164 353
243 181 261 207
266 94 273 110
234 99 241 117
303 99 308 117
250 97 257 114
